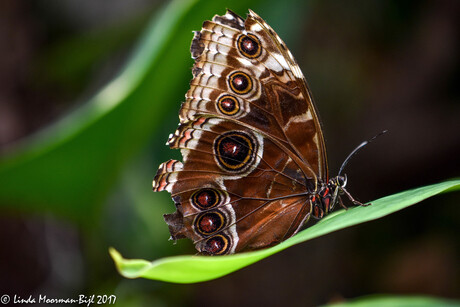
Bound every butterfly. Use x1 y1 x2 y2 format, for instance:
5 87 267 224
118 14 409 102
152 9 368 255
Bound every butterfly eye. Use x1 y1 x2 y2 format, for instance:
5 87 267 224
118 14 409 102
237 34 262 58
202 234 230 255
217 95 240 116
337 176 347 187
214 131 256 172
228 71 253 95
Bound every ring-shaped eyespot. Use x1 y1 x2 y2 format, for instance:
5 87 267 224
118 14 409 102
191 188 221 210
214 131 256 172
217 95 240 116
194 210 226 236
228 71 252 95
237 33 262 58
202 234 230 255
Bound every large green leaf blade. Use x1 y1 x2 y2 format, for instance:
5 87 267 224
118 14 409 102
111 179 460 283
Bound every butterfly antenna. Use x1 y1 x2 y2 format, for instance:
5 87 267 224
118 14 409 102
338 130 388 177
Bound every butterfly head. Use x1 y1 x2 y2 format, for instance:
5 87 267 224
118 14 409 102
330 174 347 189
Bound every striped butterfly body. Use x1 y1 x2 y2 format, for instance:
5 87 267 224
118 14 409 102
153 10 364 255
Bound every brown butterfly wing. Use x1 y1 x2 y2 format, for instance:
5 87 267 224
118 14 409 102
244 9 328 181
153 10 327 254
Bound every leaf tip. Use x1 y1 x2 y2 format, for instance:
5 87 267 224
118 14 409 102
109 247 123 273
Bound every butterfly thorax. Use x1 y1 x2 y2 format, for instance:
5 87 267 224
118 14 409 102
310 176 347 219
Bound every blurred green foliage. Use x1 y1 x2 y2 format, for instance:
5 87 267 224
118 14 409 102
0 0 458 305
0 0 269 222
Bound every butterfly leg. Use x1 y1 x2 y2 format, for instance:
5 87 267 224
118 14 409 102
310 213 323 221
330 185 348 211
341 187 370 207
311 196 325 219
338 196 348 210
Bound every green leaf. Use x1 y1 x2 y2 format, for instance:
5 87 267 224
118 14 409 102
110 179 460 283
323 294 460 307
0 0 262 221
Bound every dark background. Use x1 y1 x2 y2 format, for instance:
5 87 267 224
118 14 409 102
0 0 459 306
